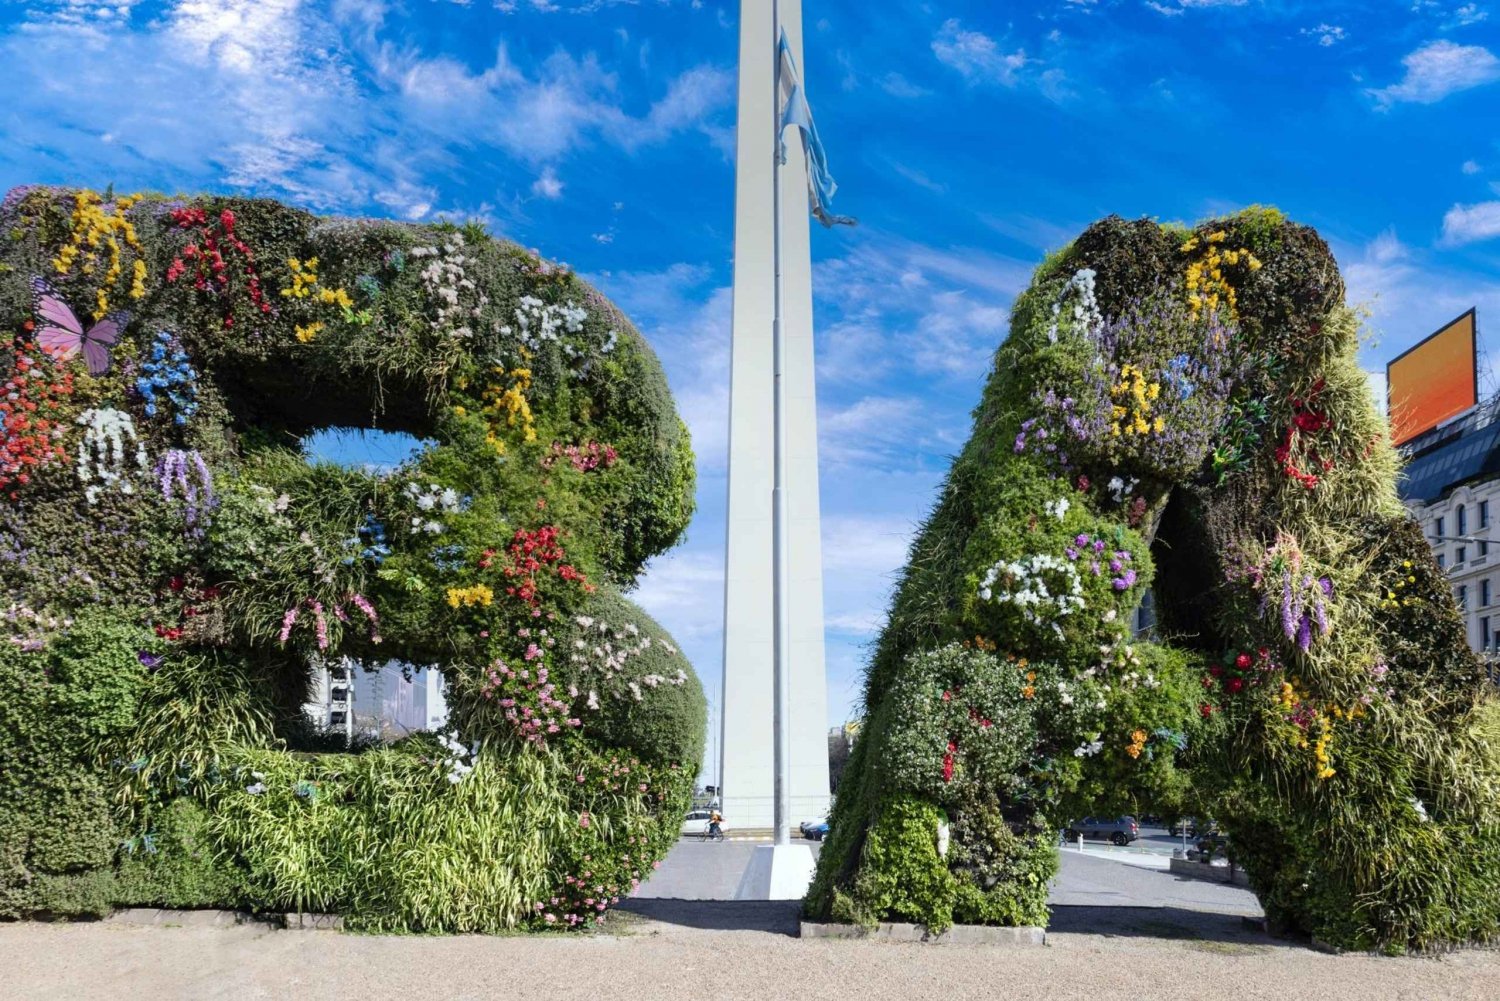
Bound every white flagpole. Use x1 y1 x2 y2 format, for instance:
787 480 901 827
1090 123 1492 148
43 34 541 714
770 0 791 849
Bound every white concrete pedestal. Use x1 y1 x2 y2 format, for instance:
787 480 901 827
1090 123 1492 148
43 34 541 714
733 843 816 901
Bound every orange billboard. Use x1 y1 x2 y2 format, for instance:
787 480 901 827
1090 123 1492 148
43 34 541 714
1388 308 1478 447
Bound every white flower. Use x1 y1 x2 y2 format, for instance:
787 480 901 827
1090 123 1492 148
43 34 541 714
1045 497 1070 520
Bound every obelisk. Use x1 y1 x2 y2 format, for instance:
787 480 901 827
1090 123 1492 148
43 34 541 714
720 0 831 849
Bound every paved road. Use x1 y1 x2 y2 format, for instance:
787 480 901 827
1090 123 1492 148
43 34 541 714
636 837 1259 924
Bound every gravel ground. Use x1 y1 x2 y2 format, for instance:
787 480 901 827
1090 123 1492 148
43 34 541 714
2 913 1498 1001
3 845 1493 1001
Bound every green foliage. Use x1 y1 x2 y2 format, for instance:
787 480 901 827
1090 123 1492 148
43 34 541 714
881 645 1034 804
0 185 705 930
807 207 1500 953
559 587 707 767
833 796 956 932
115 799 248 909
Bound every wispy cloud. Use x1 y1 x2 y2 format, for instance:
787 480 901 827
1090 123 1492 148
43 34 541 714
879 72 932 99
1368 39 1500 107
1301 23 1348 46
1441 201 1500 245
531 166 565 199
932 19 1027 86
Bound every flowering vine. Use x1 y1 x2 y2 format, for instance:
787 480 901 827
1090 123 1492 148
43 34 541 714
49 190 147 319
1180 229 1261 320
543 441 619 473
165 207 271 328
154 449 215 533
478 659 582 748
75 407 147 503
1 338 74 498
411 237 488 340
135 331 200 427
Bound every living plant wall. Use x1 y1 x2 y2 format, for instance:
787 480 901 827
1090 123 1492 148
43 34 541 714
806 208 1500 953
0 186 704 932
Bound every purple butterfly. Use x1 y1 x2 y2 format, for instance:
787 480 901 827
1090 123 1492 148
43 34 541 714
30 277 125 376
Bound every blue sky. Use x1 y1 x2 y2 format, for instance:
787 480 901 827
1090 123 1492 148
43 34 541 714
3 0 1499 739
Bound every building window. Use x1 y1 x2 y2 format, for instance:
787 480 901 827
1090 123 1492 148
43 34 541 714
1481 501 1490 528
1456 546 1467 566
1439 553 1447 569
1458 584 1468 609
1483 579 1492 607
1436 516 1446 538
1458 505 1468 535
1485 616 1493 651
1482 540 1491 558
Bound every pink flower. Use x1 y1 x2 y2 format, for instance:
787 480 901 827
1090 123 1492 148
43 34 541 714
578 812 591 828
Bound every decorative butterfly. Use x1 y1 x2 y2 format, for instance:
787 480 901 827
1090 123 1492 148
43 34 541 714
30 277 126 376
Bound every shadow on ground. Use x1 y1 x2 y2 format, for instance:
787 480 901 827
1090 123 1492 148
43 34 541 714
616 899 803 936
1049 904 1277 946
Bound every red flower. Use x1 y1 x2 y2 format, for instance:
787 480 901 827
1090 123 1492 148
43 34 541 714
942 690 952 701
1256 647 1269 660
1227 677 1245 694
1235 653 1251 669
1209 665 1223 677
1199 703 1216 718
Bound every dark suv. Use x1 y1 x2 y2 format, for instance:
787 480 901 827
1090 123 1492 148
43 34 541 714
1062 816 1140 846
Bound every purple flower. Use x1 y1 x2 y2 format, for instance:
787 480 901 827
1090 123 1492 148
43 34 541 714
1093 540 1107 553
138 651 164 672
1297 615 1313 652
1075 534 1090 547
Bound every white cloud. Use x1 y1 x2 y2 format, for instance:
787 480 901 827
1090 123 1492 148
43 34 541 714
633 548 725 644
1147 0 1247 12
1301 23 1347 46
1448 3 1489 27
878 72 932 99
1463 159 1483 174
932 19 1027 86
1368 40 1500 107
530 166 564 200
891 161 946 194
592 263 732 473
1441 201 1500 245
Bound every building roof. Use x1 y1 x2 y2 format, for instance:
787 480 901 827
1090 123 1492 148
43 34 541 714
1400 414 1500 504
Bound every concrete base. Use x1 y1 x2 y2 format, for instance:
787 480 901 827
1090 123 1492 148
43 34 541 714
108 908 271 929
800 921 1046 946
105 908 342 931
1169 856 1250 887
733 843 816 900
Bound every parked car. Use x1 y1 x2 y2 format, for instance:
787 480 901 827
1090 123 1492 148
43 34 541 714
798 818 825 837
1062 816 1140 846
1169 817 1201 837
681 808 713 835
803 820 830 841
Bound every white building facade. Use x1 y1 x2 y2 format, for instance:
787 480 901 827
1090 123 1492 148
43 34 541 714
1399 398 1500 658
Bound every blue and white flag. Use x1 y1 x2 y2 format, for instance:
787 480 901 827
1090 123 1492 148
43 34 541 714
778 30 856 228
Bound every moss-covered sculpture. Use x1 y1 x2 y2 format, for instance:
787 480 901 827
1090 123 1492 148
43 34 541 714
0 186 702 931
807 209 1500 952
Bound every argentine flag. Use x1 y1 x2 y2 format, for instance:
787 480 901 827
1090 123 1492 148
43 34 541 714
777 30 856 228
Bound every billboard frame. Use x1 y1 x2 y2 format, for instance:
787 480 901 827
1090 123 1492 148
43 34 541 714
1387 306 1479 447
